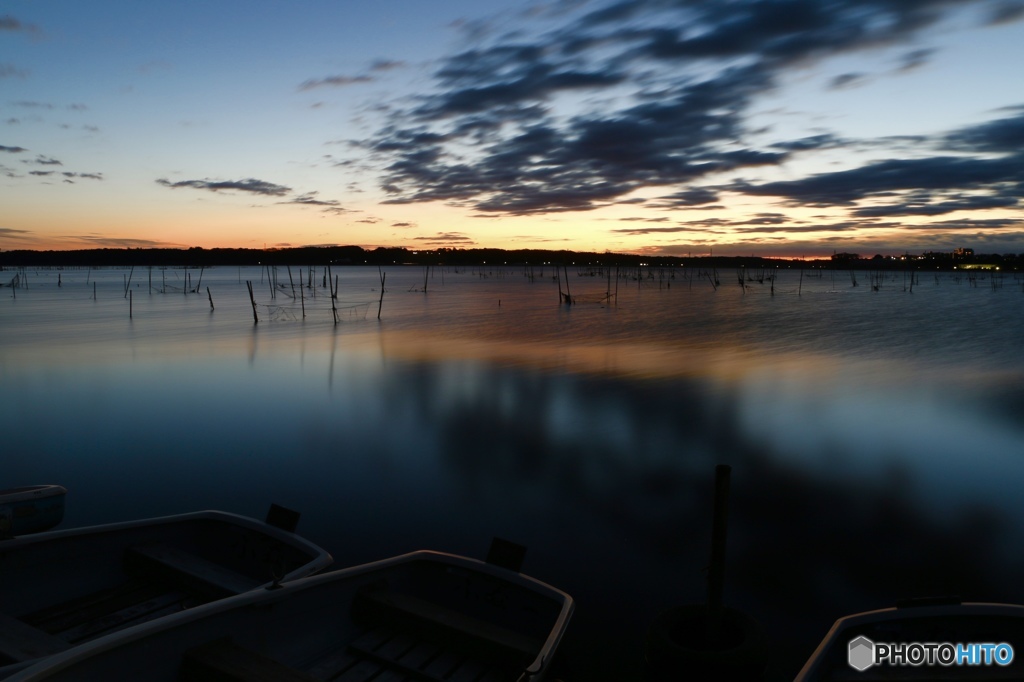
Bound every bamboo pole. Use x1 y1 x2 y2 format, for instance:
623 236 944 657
327 265 338 323
207 286 214 310
377 268 386 319
246 281 258 323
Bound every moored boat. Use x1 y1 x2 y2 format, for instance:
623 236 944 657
795 598 1024 680
5 548 573 682
0 510 332 678
0 486 67 537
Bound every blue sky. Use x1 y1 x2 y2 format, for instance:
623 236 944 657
3 0 1023 256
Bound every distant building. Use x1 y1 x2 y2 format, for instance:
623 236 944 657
954 247 974 257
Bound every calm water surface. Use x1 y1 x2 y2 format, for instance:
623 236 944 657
2 264 1024 679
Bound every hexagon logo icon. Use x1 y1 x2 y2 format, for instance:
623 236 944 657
848 636 875 671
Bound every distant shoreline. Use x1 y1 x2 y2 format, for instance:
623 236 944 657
0 245 1018 272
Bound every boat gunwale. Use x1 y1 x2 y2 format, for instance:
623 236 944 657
0 486 67 507
0 510 333 584
6 549 573 682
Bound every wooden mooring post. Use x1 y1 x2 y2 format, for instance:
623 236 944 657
246 281 258 323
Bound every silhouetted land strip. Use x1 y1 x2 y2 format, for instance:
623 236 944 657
0 245 1020 271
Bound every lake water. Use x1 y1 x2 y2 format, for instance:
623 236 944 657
3 263 1024 679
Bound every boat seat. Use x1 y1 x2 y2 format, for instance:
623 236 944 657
351 588 541 667
180 638 315 682
0 612 69 663
125 543 261 599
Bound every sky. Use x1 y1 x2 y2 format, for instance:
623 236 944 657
2 0 1023 258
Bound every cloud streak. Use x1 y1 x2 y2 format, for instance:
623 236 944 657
156 177 291 196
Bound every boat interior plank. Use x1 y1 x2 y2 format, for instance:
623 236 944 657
352 588 539 666
0 612 70 663
20 580 167 634
57 591 186 643
125 543 261 599
180 637 316 682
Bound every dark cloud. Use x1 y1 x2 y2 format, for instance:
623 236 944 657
280 191 342 206
370 60 406 72
853 194 1018 217
828 73 866 90
904 217 1022 229
23 155 61 166
155 177 291 196
413 45 628 118
590 0 977 67
376 64 784 214
0 227 31 237
944 110 1024 154
612 225 725 235
770 134 849 152
29 170 53 176
69 235 180 248
986 1 1024 24
0 64 29 78
0 145 26 153
896 48 936 72
736 154 1024 206
618 216 671 222
298 75 373 91
411 232 475 243
392 222 416 228
0 15 39 33
364 0 1018 217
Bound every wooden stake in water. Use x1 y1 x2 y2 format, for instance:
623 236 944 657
377 267 386 319
207 286 214 311
129 290 133 319
706 464 731 642
327 265 338 323
246 281 258 323
299 269 305 318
